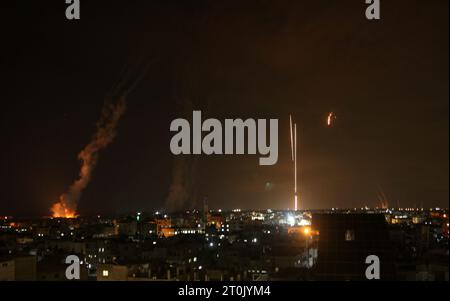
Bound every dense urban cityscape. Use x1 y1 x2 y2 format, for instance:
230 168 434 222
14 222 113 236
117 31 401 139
2 0 448 289
1 207 448 281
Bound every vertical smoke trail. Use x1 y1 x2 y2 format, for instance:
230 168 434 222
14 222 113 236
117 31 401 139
165 76 203 212
165 100 197 212
376 185 389 209
166 157 193 212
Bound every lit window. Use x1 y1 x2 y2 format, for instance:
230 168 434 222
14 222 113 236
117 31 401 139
345 230 355 241
102 270 109 277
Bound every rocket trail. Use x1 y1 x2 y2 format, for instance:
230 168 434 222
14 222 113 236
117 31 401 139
294 123 298 211
290 115 294 161
290 115 298 211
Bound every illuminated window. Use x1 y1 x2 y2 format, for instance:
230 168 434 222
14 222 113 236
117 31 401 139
345 230 355 241
102 270 109 277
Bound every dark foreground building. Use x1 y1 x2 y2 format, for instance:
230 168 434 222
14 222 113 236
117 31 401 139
313 214 396 280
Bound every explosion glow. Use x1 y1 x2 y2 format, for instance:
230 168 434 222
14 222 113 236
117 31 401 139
50 202 77 218
303 226 311 236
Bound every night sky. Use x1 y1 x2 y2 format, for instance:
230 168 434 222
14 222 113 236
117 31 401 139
1 0 448 216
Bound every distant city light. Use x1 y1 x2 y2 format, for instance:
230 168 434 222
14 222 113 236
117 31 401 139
287 214 295 226
303 227 311 236
298 218 311 226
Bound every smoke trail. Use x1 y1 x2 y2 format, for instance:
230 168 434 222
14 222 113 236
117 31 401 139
165 76 203 212
166 157 190 212
51 63 148 218
376 185 389 209
51 96 126 217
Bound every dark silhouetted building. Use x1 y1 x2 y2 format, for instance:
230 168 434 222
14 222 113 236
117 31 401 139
313 214 395 280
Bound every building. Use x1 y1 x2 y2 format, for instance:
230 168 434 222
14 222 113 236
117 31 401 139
14 256 37 281
37 256 88 281
0 256 37 281
97 264 128 281
0 258 15 281
313 213 396 280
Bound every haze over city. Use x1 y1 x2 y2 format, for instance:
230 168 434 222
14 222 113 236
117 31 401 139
1 0 448 217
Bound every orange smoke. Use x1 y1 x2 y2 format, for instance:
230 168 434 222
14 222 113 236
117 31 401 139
50 96 127 218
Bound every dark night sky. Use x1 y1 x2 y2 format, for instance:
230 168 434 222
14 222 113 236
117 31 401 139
1 0 448 216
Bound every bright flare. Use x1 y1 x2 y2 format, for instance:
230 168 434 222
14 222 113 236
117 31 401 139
327 112 336 127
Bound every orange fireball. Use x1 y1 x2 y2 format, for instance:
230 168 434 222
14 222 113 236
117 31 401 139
51 202 77 218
